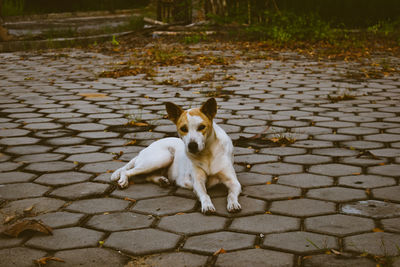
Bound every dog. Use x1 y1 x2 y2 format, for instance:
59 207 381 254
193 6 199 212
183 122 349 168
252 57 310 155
110 98 242 214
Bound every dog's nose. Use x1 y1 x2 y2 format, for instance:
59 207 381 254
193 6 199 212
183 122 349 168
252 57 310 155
188 142 199 154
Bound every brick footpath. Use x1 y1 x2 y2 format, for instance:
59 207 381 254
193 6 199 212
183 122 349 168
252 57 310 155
0 46 399 266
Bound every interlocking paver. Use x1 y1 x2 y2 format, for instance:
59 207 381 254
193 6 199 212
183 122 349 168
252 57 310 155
307 187 367 202
0 183 50 200
105 229 180 255
243 184 301 201
263 231 338 254
86 212 154 231
111 183 171 200
33 211 84 228
132 196 197 216
183 231 255 254
309 164 361 177
344 232 400 256
34 171 92 186
372 186 400 202
0 172 36 184
26 227 103 250
65 198 130 214
216 249 294 267
230 214 300 234
303 254 376 267
158 212 227 235
305 214 374 236
278 173 333 188
128 252 207 267
49 182 110 199
0 247 46 267
270 198 336 217
341 200 400 218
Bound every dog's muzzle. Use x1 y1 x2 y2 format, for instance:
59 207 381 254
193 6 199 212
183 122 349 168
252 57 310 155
188 141 199 154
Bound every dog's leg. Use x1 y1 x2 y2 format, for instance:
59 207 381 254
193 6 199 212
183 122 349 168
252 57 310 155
117 149 174 188
192 168 216 214
110 156 137 182
146 175 170 187
219 167 242 213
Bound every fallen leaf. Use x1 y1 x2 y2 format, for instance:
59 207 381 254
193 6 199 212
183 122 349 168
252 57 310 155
4 215 16 224
98 240 105 247
373 227 384 232
175 212 185 215
330 249 342 255
213 248 226 256
23 205 34 213
78 93 107 98
106 170 114 173
254 245 260 249
265 211 272 214
124 197 137 203
124 140 137 146
35 256 64 265
2 219 53 237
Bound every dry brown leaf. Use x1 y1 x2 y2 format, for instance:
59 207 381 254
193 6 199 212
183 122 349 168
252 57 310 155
124 197 137 203
79 93 107 98
35 256 64 265
330 249 342 255
2 219 53 237
4 215 16 224
124 140 137 146
175 212 185 215
373 227 384 232
213 248 226 256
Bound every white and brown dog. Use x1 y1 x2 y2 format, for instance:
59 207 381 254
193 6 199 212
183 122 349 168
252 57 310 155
111 98 241 213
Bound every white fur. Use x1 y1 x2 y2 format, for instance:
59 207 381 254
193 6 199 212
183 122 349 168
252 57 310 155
111 108 241 214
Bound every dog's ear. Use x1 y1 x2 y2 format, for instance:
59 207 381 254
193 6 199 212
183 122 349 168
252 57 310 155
200 98 217 120
165 102 183 124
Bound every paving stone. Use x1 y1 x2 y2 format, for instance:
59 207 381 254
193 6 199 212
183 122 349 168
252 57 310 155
0 161 22 171
259 146 306 156
365 133 400 143
283 154 332 165
34 171 91 186
237 172 272 185
338 175 396 189
342 140 384 150
338 127 379 135
307 187 367 202
372 186 400 202
0 247 46 267
24 122 62 130
54 144 102 154
105 229 180 255
309 163 361 177
235 154 278 164
33 211 84 228
0 197 65 223
382 217 400 233
270 198 336 217
48 248 130 267
340 156 388 166
66 198 130 214
278 173 333 188
158 212 227 235
305 214 374 237
344 232 400 256
79 161 125 173
86 212 153 231
251 162 303 175
0 128 30 137
66 152 114 163
341 200 400 219
5 145 52 154
184 231 255 254
67 122 107 131
49 182 110 199
46 136 86 145
132 196 197 216
292 140 333 149
26 227 103 250
0 136 40 146
368 164 400 177
213 196 267 217
215 248 294 267
303 254 376 267
0 183 50 200
0 235 26 249
78 131 119 139
315 133 356 142
230 214 299 234
14 153 65 163
111 183 171 200
128 252 207 267
263 231 338 254
243 184 301 200
0 171 36 184
25 161 76 172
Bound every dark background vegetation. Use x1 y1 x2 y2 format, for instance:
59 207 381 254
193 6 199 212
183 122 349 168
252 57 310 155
1 0 399 28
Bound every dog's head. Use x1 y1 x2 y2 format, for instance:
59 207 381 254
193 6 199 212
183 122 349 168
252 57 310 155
165 98 217 155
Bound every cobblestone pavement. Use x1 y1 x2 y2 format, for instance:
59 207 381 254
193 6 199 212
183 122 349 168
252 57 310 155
0 45 400 267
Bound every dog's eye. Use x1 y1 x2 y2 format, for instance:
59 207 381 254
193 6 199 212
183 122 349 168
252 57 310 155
197 124 206 131
180 126 188 132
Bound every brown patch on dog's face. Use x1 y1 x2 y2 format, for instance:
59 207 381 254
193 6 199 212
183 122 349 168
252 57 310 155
165 99 218 154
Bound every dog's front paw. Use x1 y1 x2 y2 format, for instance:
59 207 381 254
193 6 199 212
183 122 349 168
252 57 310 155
117 172 129 188
227 201 241 213
159 177 170 187
110 168 121 181
201 202 216 215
